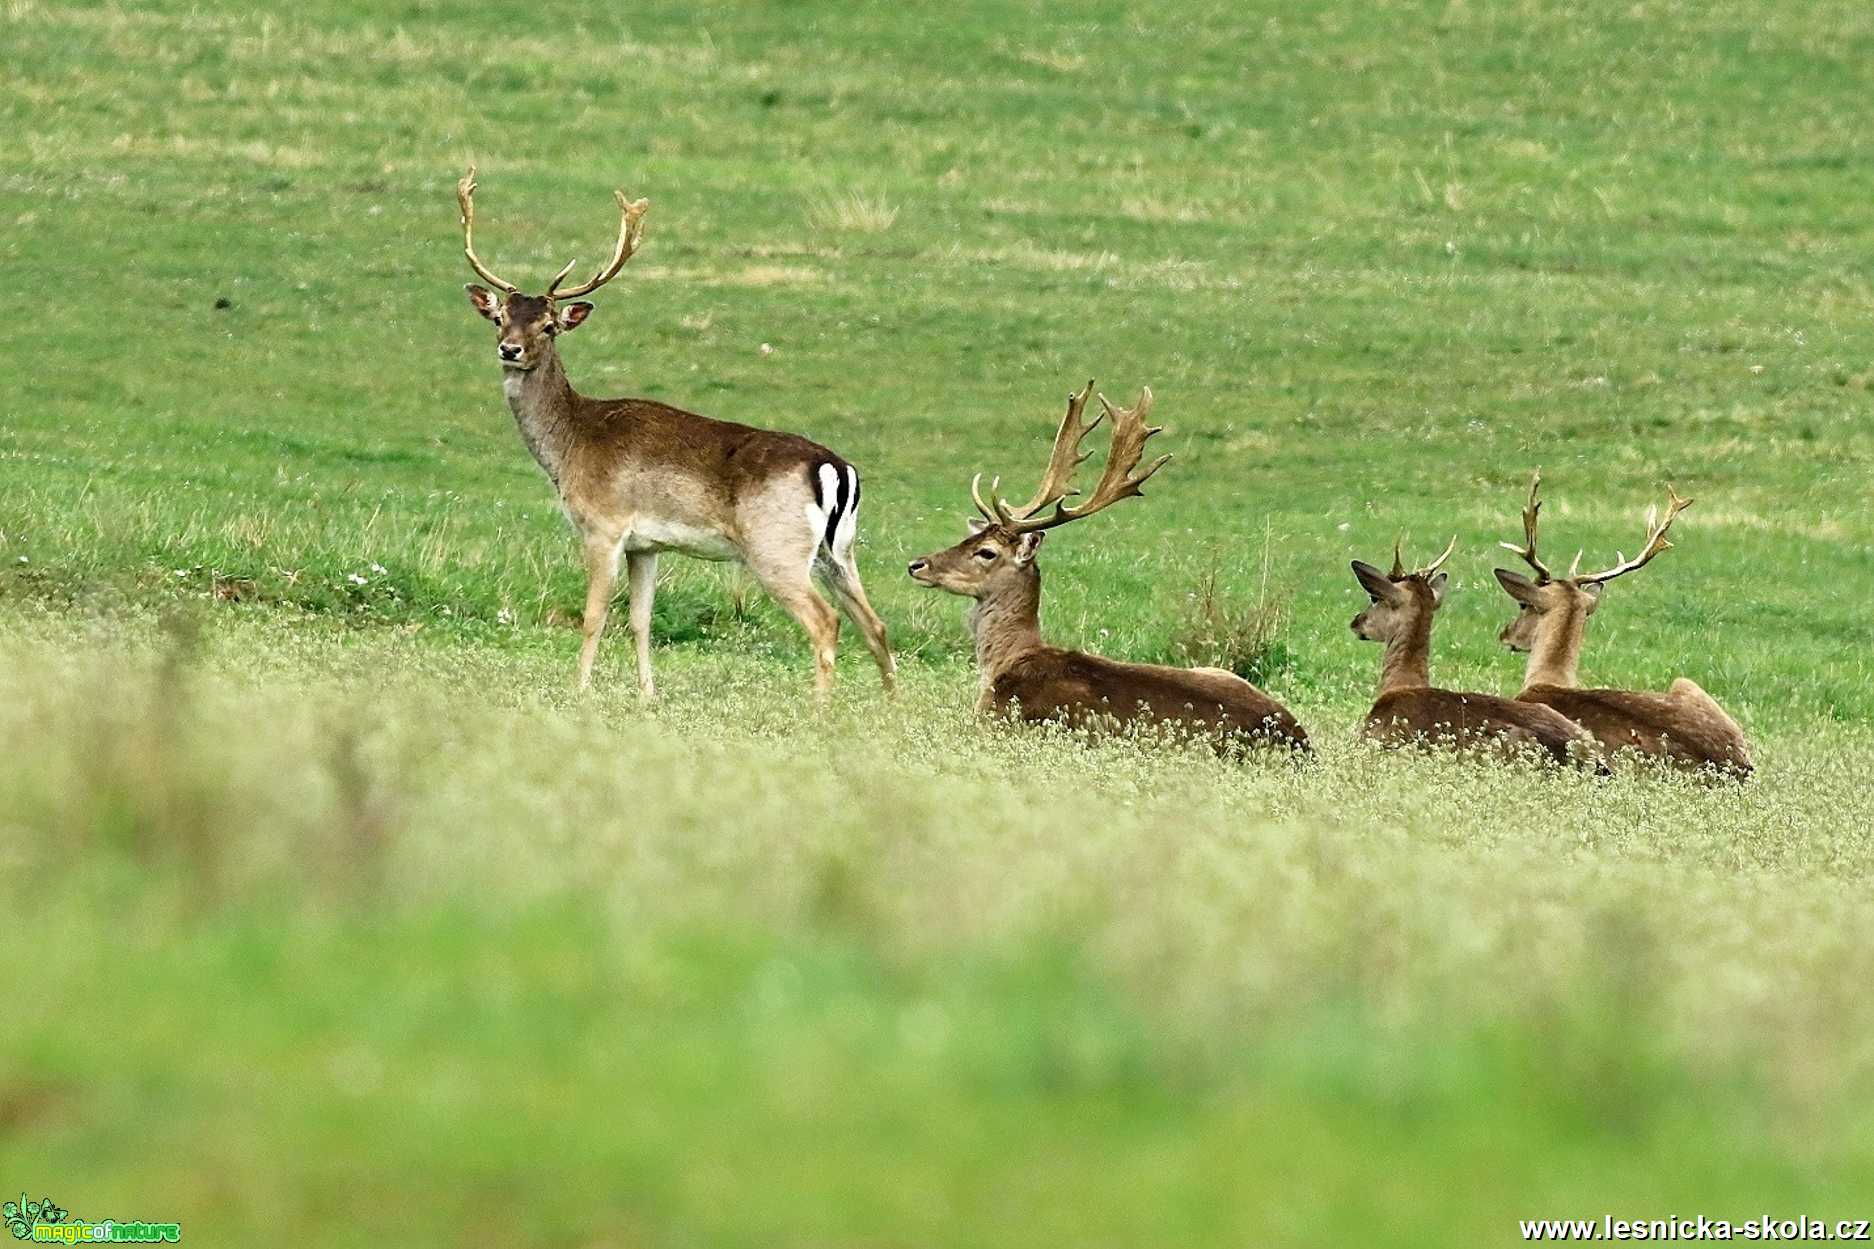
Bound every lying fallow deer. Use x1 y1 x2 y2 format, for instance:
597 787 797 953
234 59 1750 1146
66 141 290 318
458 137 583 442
454 169 893 697
1494 472 1751 776
1352 539 1601 766
906 382 1309 753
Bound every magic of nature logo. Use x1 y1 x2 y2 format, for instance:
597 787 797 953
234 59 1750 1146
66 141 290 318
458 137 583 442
4 1194 180 1243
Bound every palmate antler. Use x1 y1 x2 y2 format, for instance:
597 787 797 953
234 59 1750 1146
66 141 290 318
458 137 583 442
1389 534 1458 579
970 381 1102 523
1499 469 1555 582
971 383 1171 534
456 166 650 299
1572 485 1693 586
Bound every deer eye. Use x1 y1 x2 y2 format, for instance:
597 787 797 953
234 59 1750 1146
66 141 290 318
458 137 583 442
973 548 999 561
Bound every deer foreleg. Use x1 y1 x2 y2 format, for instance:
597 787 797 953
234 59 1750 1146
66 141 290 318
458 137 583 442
576 534 623 692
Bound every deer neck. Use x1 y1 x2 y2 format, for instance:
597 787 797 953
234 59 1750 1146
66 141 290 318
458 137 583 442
1522 599 1589 690
501 349 579 487
970 568 1045 684
1378 609 1435 695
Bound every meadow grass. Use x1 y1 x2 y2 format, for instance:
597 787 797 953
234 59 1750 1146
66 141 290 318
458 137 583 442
3 0 1874 1242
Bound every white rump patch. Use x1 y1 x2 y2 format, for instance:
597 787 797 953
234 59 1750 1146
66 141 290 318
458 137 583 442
808 461 840 545
817 463 842 517
832 464 861 561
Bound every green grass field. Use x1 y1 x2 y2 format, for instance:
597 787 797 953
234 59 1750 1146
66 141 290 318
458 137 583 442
4 1 1874 1243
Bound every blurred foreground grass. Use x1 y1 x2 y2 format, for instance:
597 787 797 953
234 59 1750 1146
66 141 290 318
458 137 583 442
3 605 1872 1246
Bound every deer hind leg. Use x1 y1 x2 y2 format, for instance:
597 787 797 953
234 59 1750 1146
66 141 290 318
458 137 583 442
577 532 625 692
626 550 659 699
816 552 895 692
745 543 841 698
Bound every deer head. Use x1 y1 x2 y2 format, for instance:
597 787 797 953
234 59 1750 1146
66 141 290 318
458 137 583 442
1349 536 1457 644
1493 471 1692 653
456 167 649 370
906 381 1169 600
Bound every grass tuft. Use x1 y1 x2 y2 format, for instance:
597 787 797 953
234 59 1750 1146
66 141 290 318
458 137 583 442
1169 530 1295 685
808 188 900 234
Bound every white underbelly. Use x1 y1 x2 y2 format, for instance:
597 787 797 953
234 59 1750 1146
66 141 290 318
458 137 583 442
620 516 739 561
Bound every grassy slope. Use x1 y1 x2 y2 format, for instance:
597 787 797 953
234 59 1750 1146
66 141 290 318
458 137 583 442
3 0 1874 1243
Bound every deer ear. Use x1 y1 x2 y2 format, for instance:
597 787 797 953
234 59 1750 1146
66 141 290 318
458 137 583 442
465 284 501 322
965 517 990 535
1427 572 1450 605
1013 531 1045 565
1350 560 1399 602
1493 567 1543 606
1581 581 1605 606
556 301 594 332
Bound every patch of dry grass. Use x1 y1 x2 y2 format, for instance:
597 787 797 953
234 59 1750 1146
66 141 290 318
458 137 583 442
808 189 900 234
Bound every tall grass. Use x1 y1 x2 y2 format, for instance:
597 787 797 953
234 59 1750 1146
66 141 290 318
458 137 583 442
3 611 1873 1241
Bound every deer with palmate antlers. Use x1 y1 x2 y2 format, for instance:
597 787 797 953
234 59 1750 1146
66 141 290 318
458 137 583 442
906 382 1309 753
1351 538 1602 766
1493 472 1751 777
454 169 894 697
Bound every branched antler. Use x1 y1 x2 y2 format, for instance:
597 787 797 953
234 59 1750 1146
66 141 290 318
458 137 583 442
457 167 648 299
457 166 520 294
971 381 1101 522
1573 485 1693 586
974 386 1170 534
549 189 651 300
1390 534 1458 579
1498 469 1555 582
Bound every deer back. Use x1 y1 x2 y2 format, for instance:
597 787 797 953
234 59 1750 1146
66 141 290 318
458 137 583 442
1518 684 1752 777
554 394 850 538
1365 687 1602 767
990 648 1310 752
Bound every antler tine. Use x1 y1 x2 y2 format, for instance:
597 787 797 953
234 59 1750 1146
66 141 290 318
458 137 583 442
1016 380 1103 515
1497 468 1554 582
457 166 520 294
1574 484 1694 586
549 187 650 300
1077 388 1167 504
976 381 1105 527
1422 534 1458 575
969 473 1002 523
1390 533 1456 578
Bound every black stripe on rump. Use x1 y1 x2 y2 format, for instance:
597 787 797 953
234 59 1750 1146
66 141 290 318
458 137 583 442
816 459 852 551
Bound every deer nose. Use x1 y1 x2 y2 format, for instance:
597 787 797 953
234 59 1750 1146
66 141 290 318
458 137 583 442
498 342 523 360
906 559 928 576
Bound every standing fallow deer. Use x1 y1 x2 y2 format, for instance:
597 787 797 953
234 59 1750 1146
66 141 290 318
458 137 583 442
1493 472 1751 776
906 382 1309 753
454 169 893 697
1352 538 1602 766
